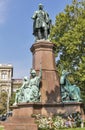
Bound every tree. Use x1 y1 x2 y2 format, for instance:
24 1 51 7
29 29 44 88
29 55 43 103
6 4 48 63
0 91 8 114
0 91 15 115
50 0 85 102
9 92 16 106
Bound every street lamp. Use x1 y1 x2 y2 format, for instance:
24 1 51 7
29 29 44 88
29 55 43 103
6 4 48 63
7 89 9 114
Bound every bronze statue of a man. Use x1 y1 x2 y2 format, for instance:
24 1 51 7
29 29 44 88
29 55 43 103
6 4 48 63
32 4 52 41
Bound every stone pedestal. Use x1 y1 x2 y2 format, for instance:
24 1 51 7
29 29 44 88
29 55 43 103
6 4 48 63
2 40 84 130
2 119 37 130
1 102 84 130
30 40 60 103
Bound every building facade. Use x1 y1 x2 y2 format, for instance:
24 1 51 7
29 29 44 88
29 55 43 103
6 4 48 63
0 64 22 97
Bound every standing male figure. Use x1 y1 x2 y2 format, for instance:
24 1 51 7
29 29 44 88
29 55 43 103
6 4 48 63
32 3 51 41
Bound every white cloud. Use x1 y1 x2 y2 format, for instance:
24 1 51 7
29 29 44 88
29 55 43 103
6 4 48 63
0 0 10 24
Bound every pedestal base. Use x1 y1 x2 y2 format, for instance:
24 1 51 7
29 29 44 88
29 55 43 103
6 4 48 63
1 103 38 130
1 102 84 130
11 102 83 116
2 122 37 130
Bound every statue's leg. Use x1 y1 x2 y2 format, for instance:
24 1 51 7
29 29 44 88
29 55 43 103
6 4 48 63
44 28 48 40
38 28 42 39
35 30 38 41
13 93 19 105
35 36 38 42
75 87 82 101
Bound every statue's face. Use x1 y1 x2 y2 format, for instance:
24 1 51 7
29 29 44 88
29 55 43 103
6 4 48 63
31 73 36 77
31 69 36 77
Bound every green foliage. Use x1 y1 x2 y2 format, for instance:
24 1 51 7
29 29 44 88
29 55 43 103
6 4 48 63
0 91 15 114
0 91 7 114
0 126 4 130
38 128 85 130
9 92 16 106
0 128 4 130
59 128 85 130
50 0 85 103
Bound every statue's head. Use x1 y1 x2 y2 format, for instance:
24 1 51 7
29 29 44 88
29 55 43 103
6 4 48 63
24 76 28 81
38 3 43 10
62 70 68 75
31 69 36 77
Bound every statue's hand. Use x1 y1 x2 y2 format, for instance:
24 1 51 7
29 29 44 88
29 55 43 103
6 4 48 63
31 16 35 20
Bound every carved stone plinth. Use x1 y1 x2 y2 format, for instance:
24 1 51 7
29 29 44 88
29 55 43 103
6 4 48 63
31 40 60 103
2 102 84 130
11 102 83 116
12 102 83 116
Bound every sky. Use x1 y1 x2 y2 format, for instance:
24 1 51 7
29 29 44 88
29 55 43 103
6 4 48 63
0 0 72 79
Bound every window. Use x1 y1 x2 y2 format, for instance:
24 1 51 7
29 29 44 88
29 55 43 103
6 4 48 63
1 71 8 80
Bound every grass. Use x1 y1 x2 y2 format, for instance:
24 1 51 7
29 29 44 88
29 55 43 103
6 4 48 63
0 126 85 130
59 128 85 130
39 128 85 130
0 126 4 130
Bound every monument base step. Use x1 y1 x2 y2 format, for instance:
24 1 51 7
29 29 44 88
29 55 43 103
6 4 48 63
3 123 37 130
6 117 35 123
1 116 38 130
1 102 84 130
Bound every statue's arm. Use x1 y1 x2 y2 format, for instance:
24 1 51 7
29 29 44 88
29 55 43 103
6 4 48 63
38 68 42 79
20 82 25 89
45 12 50 23
17 82 24 91
32 11 37 19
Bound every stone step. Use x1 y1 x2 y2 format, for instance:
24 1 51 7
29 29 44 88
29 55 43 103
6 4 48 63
4 123 38 130
6 117 35 123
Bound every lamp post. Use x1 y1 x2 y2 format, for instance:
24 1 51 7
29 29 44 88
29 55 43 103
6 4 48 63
7 88 9 114
6 75 12 114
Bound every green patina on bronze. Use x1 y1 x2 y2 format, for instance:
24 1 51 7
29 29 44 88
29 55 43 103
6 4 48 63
32 3 52 41
13 69 42 105
60 70 82 102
